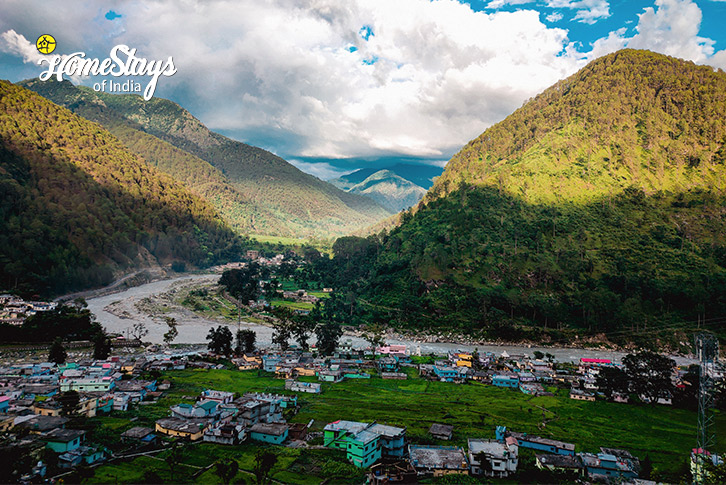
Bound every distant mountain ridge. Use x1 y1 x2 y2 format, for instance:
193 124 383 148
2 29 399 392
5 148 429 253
329 163 443 212
20 79 391 239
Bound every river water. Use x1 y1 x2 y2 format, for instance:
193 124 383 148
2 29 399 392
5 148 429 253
86 274 697 365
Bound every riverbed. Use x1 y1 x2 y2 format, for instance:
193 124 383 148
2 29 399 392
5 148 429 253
86 274 697 365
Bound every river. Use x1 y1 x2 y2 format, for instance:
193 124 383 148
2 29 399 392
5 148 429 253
86 274 697 365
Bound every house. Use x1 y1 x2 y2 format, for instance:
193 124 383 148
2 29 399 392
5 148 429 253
234 395 282 427
58 445 106 469
519 383 545 395
376 345 407 357
381 372 408 380
32 400 63 416
155 418 208 441
249 423 289 444
60 378 115 393
409 445 469 477
204 423 246 445
0 395 10 413
468 438 519 477
536 454 585 476
570 389 596 401
324 421 381 468
432 365 466 382
200 390 234 404
492 374 519 388
14 415 68 434
578 358 614 374
285 380 321 394
496 427 575 456
120 426 157 444
579 448 640 481
376 357 399 373
171 400 218 419
44 428 85 453
429 423 454 440
368 423 407 458
318 369 344 382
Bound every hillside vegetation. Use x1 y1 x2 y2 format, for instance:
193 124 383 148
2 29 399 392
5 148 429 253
0 81 244 296
315 50 726 347
22 79 391 238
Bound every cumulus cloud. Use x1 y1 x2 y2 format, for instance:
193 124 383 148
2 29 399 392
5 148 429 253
547 0 610 24
546 12 564 22
0 0 724 168
0 29 45 64
586 0 724 66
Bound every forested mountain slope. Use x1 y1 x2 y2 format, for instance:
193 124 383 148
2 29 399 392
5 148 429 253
0 81 244 296
22 79 391 238
321 50 726 346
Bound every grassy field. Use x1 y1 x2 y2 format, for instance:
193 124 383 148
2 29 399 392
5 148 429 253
85 368 724 483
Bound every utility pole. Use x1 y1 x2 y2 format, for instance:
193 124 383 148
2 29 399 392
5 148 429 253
693 333 719 484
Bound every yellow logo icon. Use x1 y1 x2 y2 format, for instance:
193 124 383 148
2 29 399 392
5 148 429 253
36 34 56 54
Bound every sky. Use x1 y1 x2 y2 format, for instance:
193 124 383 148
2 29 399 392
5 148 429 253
1 0 725 180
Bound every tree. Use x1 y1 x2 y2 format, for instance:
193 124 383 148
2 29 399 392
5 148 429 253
58 390 80 416
533 350 545 360
595 366 629 399
207 326 233 355
163 317 179 346
213 459 239 485
130 322 148 341
362 322 386 349
622 351 676 405
271 319 292 351
253 450 277 485
315 322 343 356
236 329 256 354
92 331 111 360
165 442 185 482
48 337 66 364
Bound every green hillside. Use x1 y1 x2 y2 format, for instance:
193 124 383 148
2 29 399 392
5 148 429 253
0 81 244 296
317 50 726 347
21 79 391 238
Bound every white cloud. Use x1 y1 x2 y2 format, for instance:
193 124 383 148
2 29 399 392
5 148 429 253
547 0 610 24
0 29 45 64
83 0 582 159
585 0 724 67
1 0 723 167
486 0 534 8
546 12 564 22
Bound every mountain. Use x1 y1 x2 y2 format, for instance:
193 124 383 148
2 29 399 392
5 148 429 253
21 79 391 239
320 50 726 347
0 81 244 296
330 163 443 212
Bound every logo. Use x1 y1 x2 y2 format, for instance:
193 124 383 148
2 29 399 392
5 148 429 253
36 34 56 54
37 44 177 100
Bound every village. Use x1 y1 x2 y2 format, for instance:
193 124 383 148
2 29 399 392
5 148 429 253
0 332 721 484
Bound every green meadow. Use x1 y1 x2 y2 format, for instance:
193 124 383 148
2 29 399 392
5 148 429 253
84 368 724 483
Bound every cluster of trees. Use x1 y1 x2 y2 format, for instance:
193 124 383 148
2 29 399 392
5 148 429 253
304 181 726 346
0 81 247 297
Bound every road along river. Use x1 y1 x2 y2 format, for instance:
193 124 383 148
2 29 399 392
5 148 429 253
86 274 697 365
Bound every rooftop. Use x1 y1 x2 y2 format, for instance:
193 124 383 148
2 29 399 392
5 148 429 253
468 439 510 458
44 428 85 443
409 445 468 470
536 454 584 469
250 423 289 436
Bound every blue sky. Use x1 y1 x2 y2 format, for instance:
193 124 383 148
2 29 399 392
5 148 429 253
0 0 725 179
